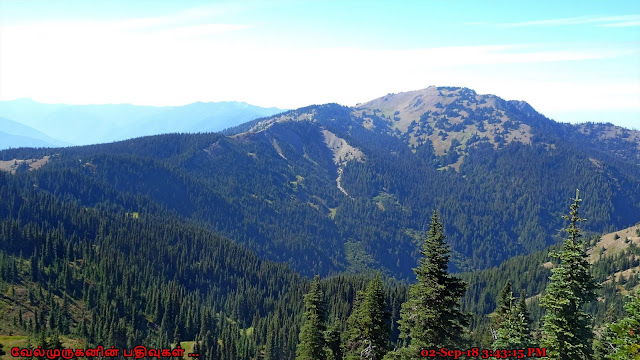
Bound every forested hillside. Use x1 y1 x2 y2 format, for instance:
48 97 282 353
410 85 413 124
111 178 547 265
2 87 639 279
1 172 638 358
0 169 407 359
1 86 639 358
459 222 640 348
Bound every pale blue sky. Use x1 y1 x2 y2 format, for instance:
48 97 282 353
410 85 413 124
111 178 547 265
1 0 638 128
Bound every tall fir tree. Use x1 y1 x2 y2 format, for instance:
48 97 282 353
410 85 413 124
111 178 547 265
494 292 535 352
296 275 327 360
344 273 391 360
514 294 534 343
490 280 513 341
540 190 597 360
387 211 468 359
496 280 513 323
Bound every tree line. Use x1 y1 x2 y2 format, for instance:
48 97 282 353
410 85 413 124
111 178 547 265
294 192 640 359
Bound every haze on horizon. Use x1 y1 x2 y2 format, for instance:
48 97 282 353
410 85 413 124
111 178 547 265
0 0 639 129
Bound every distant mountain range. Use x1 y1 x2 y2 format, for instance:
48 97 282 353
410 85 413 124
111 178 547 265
0 116 71 148
0 98 284 148
2 86 639 280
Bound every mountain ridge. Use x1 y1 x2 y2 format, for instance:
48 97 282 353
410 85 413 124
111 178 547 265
232 86 639 168
1 86 639 279
0 117 69 150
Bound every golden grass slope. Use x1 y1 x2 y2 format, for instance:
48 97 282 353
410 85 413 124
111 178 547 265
0 156 50 174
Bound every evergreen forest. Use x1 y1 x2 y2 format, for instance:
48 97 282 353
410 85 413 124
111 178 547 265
1 87 639 359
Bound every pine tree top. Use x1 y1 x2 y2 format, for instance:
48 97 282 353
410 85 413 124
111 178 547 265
397 210 469 350
540 189 598 360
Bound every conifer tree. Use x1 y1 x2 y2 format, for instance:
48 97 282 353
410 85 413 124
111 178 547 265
296 275 327 360
30 252 39 282
593 306 618 359
489 280 513 341
173 324 182 348
387 211 468 358
540 190 597 359
494 293 535 351
325 323 342 360
192 340 201 359
604 290 640 359
496 280 513 323
49 333 63 350
344 274 390 360
515 294 533 340
264 331 280 360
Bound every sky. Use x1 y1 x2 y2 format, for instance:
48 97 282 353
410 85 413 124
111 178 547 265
0 0 639 129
